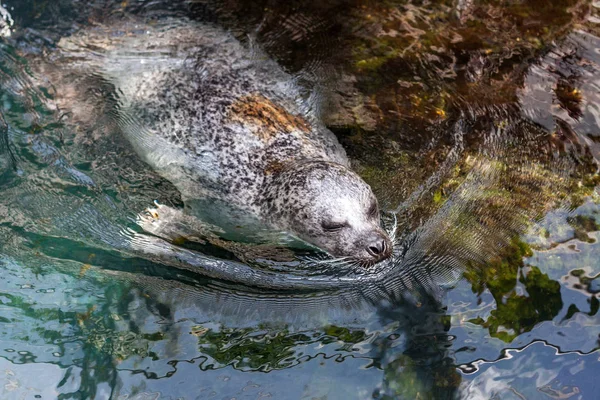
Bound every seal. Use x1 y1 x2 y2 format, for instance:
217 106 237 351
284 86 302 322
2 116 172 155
51 17 393 266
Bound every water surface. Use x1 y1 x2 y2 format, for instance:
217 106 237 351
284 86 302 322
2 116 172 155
0 0 599 399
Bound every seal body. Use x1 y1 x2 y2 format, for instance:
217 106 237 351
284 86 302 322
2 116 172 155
54 18 392 264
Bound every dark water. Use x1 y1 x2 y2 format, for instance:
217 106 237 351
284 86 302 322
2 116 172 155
0 0 599 399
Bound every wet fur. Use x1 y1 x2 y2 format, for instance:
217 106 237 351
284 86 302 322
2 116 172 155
41 17 391 261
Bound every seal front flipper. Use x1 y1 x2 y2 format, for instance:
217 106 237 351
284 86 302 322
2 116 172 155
136 201 219 245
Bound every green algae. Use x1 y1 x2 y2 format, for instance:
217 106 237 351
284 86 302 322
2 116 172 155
464 238 563 342
567 215 600 243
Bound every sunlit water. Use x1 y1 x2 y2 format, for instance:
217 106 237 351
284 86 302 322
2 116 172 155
0 1 599 399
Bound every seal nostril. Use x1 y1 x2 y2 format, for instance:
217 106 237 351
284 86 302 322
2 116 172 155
380 240 388 254
368 245 380 256
367 240 386 257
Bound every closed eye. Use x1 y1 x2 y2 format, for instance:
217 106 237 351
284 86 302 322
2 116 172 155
321 221 348 232
368 201 379 218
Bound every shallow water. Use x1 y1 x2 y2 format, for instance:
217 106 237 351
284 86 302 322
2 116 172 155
0 0 599 399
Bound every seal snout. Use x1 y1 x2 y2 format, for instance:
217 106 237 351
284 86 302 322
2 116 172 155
364 231 393 264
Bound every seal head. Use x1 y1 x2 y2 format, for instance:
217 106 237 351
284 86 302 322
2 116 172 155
261 161 393 265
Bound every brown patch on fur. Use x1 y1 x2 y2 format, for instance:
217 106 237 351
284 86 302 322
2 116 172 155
228 94 310 140
264 159 287 175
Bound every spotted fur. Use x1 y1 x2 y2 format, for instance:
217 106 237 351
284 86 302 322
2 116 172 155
57 18 392 263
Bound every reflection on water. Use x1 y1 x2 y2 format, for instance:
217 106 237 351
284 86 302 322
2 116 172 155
0 0 599 398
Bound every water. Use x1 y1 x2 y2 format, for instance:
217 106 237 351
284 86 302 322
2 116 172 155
0 0 599 399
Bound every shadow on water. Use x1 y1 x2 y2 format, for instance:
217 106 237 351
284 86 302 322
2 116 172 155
0 0 599 398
